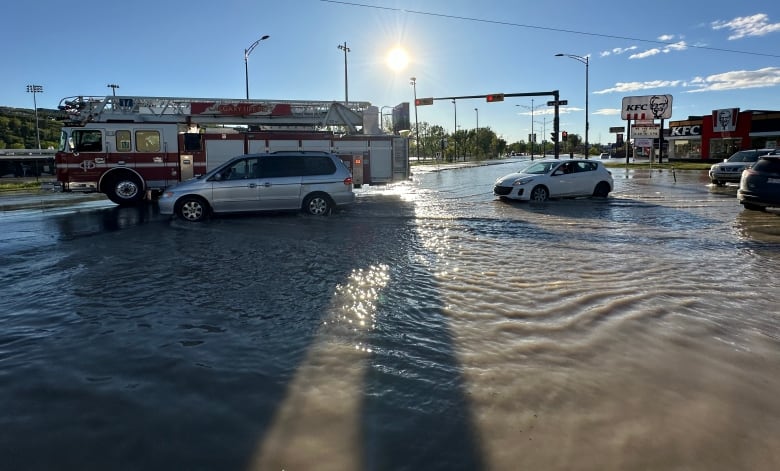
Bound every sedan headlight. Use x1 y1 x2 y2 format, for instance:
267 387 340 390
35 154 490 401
161 191 175 199
512 177 535 186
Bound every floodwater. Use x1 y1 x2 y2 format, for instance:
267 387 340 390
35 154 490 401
1 160 779 471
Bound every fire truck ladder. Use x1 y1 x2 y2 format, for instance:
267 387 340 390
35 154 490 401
58 96 372 133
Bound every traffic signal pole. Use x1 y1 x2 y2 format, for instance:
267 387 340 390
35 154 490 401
414 90 561 159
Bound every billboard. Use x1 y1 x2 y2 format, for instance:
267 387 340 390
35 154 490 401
621 94 673 120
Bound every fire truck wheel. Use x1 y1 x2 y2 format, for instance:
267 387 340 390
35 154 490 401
106 175 144 206
176 196 209 222
303 193 333 216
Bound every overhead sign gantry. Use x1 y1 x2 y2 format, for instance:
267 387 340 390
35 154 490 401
414 91 564 158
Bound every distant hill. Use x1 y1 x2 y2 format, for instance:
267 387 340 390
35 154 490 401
0 106 63 150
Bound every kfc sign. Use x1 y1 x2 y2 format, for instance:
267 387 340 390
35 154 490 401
670 125 701 137
621 94 673 120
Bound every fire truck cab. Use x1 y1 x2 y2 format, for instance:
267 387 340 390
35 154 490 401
56 96 409 205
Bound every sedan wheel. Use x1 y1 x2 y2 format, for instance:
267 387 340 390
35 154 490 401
530 185 549 202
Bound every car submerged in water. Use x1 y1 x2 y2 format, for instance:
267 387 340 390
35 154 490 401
158 151 355 221
493 159 613 202
737 152 780 211
709 148 776 186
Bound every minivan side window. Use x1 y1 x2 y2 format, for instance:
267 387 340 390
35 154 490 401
259 156 303 178
303 156 337 176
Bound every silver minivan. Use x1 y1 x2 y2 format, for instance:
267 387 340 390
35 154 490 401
158 151 355 221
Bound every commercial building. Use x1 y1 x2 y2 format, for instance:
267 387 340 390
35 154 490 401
667 109 780 161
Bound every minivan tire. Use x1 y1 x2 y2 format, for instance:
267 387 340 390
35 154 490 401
177 196 209 222
303 193 333 216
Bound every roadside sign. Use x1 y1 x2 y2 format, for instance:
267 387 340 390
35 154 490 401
621 95 673 120
631 124 661 138
547 100 568 106
609 126 625 133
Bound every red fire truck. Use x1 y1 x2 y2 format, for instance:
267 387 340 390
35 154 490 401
55 95 409 205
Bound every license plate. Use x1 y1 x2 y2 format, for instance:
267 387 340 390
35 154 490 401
768 178 780 184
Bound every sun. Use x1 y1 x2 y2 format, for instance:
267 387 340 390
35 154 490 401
386 47 409 72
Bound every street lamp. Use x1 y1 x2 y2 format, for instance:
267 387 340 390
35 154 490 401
410 77 419 160
244 34 270 99
474 108 479 131
338 42 351 104
26 84 42 150
555 53 589 157
517 100 542 159
107 83 120 96
452 99 458 161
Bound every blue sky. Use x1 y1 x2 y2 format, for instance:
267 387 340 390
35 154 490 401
2 0 779 145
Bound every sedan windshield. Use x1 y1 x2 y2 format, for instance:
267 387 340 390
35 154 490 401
521 162 557 175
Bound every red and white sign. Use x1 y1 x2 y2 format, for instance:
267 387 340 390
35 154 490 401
621 94 673 120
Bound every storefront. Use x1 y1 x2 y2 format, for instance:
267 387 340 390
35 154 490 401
668 109 780 161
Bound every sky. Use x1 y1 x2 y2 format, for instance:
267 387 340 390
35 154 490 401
2 0 780 146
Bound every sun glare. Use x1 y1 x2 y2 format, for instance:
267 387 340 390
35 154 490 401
386 47 409 71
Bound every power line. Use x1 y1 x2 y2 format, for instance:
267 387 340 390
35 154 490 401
320 0 780 59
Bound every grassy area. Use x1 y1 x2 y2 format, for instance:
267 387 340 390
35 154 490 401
0 181 45 192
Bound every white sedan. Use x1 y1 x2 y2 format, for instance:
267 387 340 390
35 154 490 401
493 159 613 202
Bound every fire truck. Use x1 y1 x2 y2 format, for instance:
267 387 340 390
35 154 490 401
55 95 410 205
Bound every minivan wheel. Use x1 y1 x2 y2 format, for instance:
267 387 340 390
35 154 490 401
303 193 332 215
177 196 209 222
530 185 549 202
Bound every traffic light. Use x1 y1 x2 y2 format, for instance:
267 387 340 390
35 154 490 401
562 131 568 141
485 93 505 103
550 132 558 142
415 97 434 106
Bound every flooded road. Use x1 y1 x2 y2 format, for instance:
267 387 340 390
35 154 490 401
2 161 779 470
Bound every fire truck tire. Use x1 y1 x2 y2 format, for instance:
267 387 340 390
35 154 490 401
302 193 333 216
105 174 145 206
176 196 209 222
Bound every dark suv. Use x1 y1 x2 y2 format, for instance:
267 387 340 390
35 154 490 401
737 152 780 211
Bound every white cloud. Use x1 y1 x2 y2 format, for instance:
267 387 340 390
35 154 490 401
685 67 780 92
658 34 675 41
712 13 780 40
629 41 688 59
600 46 637 57
630 48 660 59
595 80 683 94
593 108 622 116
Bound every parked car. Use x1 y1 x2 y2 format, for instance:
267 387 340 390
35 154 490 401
709 149 775 186
158 151 355 221
493 159 613 202
737 153 780 211
599 153 610 159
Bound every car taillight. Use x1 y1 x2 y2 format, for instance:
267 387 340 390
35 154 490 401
743 168 758 176
344 177 353 186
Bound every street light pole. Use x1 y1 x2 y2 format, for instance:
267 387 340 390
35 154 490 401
555 53 589 157
338 42 351 104
410 77 419 160
107 83 120 96
26 84 42 150
244 34 270 99
474 108 479 131
452 99 458 161
517 100 541 159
